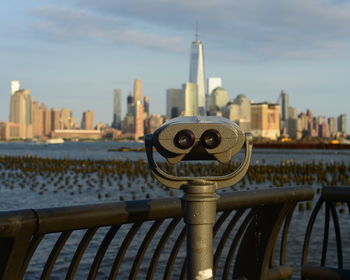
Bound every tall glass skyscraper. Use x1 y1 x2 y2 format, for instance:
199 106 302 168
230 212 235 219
189 37 206 115
112 89 122 129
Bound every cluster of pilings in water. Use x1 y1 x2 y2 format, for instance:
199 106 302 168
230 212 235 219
0 155 350 207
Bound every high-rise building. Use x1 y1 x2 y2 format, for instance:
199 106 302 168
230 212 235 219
144 114 164 134
182 82 198 116
112 89 122 129
10 80 20 95
32 101 45 138
251 103 280 139
60 108 73 129
122 79 145 140
337 114 347 135
280 90 289 122
143 96 150 116
81 110 94 130
189 36 206 115
328 117 337 137
209 87 229 112
224 94 251 131
133 79 142 103
51 108 60 132
9 89 33 139
207 77 222 110
166 88 182 118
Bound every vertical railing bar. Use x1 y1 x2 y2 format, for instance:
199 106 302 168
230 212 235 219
19 234 44 277
301 197 324 267
108 222 143 280
146 217 181 280
279 203 296 266
223 208 257 280
321 203 330 266
65 227 98 280
164 226 186 279
129 220 164 279
214 210 233 236
329 201 343 269
213 209 245 274
40 231 72 280
88 225 121 280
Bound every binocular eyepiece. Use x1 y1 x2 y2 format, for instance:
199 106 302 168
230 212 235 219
152 116 246 164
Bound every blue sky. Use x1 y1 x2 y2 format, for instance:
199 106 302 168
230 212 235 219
1 0 349 130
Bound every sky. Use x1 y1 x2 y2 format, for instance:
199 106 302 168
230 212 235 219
0 0 349 130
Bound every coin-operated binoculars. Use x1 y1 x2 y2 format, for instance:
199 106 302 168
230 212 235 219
145 116 253 280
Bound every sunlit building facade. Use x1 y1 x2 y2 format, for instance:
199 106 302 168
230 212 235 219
189 39 206 115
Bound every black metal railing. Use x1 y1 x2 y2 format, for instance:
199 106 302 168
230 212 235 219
0 187 313 280
302 186 350 280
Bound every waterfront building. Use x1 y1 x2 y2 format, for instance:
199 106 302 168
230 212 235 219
337 114 347 135
251 103 280 139
181 82 198 116
0 122 21 140
81 110 94 130
43 106 51 137
112 89 122 129
166 88 182 118
189 37 206 115
32 101 44 138
287 107 300 139
207 77 222 110
9 89 33 139
209 87 229 112
10 80 20 95
224 94 251 132
51 108 60 132
60 108 73 129
328 117 337 137
319 120 330 138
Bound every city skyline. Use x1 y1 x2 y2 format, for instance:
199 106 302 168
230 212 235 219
1 0 349 131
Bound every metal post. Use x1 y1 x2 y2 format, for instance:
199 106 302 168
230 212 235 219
181 180 218 280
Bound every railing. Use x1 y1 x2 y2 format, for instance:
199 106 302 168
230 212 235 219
0 187 313 280
302 186 350 280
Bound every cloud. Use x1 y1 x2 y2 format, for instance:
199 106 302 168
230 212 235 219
30 0 350 60
31 6 183 52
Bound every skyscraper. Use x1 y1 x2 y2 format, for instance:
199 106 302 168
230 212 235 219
81 110 94 130
207 77 222 112
189 35 206 115
133 79 142 103
338 114 347 135
9 89 33 138
112 89 122 129
143 96 150 116
166 88 182 118
280 90 289 122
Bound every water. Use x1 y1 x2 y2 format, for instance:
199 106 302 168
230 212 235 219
0 141 349 278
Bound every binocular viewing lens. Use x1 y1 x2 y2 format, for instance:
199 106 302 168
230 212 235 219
201 129 221 149
174 130 195 149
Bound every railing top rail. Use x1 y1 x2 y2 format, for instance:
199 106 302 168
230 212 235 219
322 186 350 202
0 186 314 235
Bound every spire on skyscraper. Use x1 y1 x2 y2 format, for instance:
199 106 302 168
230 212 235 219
189 26 206 116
